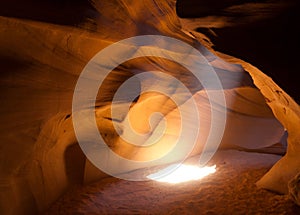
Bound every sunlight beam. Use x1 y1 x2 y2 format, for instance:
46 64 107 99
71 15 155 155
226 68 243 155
147 164 216 184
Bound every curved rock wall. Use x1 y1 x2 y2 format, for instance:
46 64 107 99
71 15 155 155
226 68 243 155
0 0 299 214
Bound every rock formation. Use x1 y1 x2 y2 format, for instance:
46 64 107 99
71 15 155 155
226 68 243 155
0 0 299 214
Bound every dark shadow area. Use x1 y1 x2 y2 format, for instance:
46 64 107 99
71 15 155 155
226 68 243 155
64 143 86 185
176 0 262 18
176 0 300 103
1 0 96 26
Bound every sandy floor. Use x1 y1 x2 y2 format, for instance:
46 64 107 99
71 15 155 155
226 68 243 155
43 150 300 214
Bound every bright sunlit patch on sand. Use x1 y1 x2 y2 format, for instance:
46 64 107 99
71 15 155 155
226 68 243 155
147 164 216 184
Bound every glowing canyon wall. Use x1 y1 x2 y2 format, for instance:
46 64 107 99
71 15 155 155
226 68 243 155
0 0 299 214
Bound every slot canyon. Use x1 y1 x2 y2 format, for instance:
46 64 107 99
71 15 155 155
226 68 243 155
1 0 300 214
